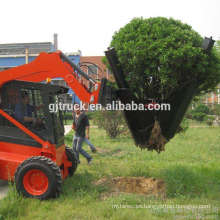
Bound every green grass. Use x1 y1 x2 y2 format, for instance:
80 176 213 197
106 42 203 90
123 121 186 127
1 127 220 220
63 119 73 125
187 119 209 127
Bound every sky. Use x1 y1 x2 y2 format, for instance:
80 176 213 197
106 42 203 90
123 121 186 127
0 0 219 56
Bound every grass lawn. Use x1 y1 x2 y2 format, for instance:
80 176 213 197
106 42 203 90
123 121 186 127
0 127 220 220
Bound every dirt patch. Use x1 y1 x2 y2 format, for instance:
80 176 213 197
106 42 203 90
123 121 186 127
94 176 166 199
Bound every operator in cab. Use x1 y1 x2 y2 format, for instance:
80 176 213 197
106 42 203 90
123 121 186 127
14 91 43 127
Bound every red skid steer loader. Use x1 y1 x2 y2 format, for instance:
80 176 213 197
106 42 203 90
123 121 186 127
0 51 113 199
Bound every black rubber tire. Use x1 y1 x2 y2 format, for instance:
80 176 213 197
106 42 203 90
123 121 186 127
14 156 62 200
65 147 78 177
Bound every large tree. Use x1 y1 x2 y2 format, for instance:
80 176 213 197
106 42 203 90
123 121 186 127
216 40 220 57
106 17 220 152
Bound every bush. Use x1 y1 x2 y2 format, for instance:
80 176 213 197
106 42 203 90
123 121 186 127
86 111 95 120
93 110 128 138
212 104 220 116
194 104 210 114
187 104 211 122
91 111 104 128
191 112 207 122
204 115 215 126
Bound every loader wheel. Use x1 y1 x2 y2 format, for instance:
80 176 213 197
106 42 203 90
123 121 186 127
65 147 78 177
15 156 62 200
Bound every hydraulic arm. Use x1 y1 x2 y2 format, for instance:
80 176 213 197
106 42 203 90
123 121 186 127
0 51 102 104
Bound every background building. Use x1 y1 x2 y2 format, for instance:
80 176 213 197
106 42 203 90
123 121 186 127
0 35 113 105
0 42 55 71
80 56 108 80
0 34 81 104
80 56 113 81
203 85 220 105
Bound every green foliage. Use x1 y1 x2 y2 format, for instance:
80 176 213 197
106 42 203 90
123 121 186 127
188 104 210 122
102 56 111 71
110 17 220 100
216 40 220 57
204 115 215 126
191 112 207 122
186 104 211 122
178 117 189 133
92 110 128 138
193 104 210 114
190 92 207 106
212 103 220 116
90 111 103 128
85 111 94 120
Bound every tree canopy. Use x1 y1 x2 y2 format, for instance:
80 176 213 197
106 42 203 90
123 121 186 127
110 17 220 101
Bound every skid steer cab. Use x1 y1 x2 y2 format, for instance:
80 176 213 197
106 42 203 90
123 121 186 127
0 80 77 199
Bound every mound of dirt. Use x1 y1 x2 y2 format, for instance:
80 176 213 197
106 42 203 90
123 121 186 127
94 176 166 198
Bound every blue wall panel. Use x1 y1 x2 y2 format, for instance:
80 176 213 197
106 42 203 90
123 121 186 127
0 56 38 67
0 54 81 104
